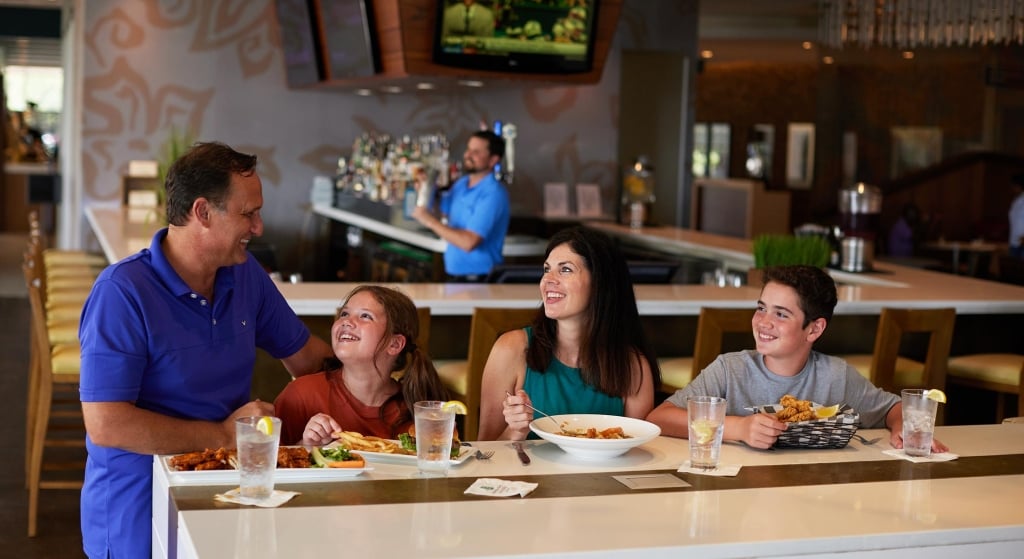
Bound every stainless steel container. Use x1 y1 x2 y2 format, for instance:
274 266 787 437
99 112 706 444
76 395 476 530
840 237 874 272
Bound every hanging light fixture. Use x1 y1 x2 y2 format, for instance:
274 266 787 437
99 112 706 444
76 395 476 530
819 0 1024 49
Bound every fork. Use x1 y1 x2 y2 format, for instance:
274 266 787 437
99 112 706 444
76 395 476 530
474 449 494 460
505 391 560 429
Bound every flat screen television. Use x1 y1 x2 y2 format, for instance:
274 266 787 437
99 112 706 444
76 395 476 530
433 1 599 74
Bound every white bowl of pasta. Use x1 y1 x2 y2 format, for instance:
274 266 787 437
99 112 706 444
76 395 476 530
529 414 661 460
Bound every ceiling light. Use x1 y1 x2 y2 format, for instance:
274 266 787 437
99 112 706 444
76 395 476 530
802 41 813 50
822 56 835 65
901 51 914 60
700 50 714 59
415 82 436 90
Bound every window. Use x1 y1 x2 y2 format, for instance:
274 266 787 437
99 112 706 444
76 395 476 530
693 122 730 179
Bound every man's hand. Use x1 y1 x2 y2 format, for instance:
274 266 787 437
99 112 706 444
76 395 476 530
223 400 275 440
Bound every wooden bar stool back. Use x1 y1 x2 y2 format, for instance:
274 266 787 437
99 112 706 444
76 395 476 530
841 307 955 423
659 307 753 393
435 307 537 441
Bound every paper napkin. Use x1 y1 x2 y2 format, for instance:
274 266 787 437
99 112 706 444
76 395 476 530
464 478 538 498
677 461 742 476
882 449 959 463
214 488 300 507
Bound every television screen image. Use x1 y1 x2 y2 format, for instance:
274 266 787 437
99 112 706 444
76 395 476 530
434 0 599 74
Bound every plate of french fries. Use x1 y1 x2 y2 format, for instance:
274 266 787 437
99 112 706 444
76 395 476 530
328 430 472 466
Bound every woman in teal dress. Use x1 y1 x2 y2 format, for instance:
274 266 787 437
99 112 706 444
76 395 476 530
477 227 662 440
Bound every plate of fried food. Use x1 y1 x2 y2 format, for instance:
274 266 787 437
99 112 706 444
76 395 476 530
327 429 473 467
162 446 372 483
529 414 661 460
746 394 860 449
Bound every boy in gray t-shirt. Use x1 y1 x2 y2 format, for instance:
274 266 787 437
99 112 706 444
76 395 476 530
647 265 948 453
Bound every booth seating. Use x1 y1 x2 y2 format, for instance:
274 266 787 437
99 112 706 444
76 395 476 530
947 353 1023 423
840 308 955 424
659 307 754 394
434 308 536 441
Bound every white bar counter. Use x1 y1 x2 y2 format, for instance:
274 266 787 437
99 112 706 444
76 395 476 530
85 205 1024 316
312 203 548 257
158 423 1024 559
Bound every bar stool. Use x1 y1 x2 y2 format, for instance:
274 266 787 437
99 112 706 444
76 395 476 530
22 249 90 484
947 354 1023 422
434 307 537 440
840 307 955 423
659 307 754 393
23 259 86 537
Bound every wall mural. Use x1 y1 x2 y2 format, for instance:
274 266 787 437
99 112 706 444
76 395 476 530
79 0 676 274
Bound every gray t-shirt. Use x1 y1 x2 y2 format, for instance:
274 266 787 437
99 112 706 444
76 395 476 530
665 349 899 428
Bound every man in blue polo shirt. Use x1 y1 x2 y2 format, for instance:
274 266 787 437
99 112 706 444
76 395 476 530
412 130 510 281
78 141 333 558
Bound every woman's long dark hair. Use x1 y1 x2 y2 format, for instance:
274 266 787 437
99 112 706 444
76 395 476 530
324 285 449 435
525 227 661 399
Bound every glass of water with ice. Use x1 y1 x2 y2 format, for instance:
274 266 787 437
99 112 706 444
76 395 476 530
901 389 938 457
235 416 281 499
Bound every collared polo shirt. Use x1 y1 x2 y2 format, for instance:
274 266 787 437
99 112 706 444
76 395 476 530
78 228 310 558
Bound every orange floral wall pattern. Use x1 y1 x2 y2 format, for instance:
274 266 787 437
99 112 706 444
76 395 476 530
81 0 682 272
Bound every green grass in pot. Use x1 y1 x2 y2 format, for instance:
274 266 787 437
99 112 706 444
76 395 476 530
752 235 832 269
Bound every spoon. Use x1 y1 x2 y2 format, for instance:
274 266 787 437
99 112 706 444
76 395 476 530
506 391 560 430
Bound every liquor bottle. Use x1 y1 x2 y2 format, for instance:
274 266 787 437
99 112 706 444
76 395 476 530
622 156 655 229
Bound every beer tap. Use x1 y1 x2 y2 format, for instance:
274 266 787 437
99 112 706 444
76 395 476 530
501 122 516 184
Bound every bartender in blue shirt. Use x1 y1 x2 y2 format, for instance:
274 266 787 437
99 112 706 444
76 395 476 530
412 130 510 281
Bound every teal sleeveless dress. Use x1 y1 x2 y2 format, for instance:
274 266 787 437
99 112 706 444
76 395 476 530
521 327 624 438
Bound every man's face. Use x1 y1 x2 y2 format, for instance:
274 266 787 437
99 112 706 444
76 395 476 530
208 172 264 267
462 136 495 174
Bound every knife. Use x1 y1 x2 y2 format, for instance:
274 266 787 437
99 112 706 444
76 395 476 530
511 442 531 465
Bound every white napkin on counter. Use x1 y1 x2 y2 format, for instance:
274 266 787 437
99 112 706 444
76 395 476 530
882 449 959 463
677 462 742 476
464 478 538 498
214 488 300 507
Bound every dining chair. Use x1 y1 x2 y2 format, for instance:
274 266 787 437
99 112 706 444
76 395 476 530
23 258 86 537
840 307 955 424
947 353 1023 423
435 307 537 441
659 307 753 394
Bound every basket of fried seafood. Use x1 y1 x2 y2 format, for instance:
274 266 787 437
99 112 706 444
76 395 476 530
747 394 860 449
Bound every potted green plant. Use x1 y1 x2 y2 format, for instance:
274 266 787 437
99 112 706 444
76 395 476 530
154 126 195 215
752 234 832 269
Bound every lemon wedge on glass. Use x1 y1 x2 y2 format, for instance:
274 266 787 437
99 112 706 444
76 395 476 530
690 419 719 445
924 389 947 404
442 400 468 415
256 416 275 436
815 404 840 419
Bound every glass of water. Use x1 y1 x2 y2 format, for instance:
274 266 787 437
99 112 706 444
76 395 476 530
413 401 456 478
235 416 281 499
687 396 727 469
901 389 938 457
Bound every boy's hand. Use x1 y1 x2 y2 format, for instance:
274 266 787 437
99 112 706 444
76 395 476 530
735 414 787 449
